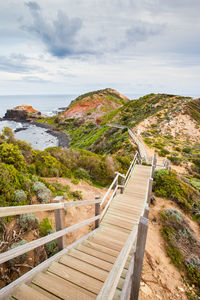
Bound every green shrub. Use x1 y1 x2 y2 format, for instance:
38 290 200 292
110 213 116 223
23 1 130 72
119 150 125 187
39 218 53 236
14 190 27 202
45 239 59 257
33 151 62 177
153 169 198 212
74 168 90 180
0 163 31 207
70 190 83 200
18 213 39 231
0 143 26 171
166 245 183 270
167 156 182 166
9 240 28 265
33 181 51 204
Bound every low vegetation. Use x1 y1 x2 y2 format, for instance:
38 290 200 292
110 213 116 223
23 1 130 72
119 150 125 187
153 169 200 222
160 209 200 297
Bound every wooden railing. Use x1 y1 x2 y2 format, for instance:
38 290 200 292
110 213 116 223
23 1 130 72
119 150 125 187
0 151 157 299
97 153 157 300
0 151 141 299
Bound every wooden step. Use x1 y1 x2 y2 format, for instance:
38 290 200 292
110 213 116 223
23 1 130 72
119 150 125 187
30 283 59 299
48 261 102 295
12 283 50 300
67 249 127 279
51 259 124 292
32 272 96 299
105 211 138 223
81 240 120 257
89 235 124 252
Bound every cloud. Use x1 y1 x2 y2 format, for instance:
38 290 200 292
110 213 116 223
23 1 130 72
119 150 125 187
126 21 164 44
23 1 83 58
0 54 32 73
25 1 40 11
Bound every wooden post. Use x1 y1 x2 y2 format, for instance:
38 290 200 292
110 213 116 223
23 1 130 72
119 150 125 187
114 172 118 197
95 195 100 228
143 204 149 219
120 177 125 194
54 196 67 251
147 178 153 204
130 216 149 300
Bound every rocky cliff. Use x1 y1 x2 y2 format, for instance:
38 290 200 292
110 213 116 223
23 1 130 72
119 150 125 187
4 104 41 121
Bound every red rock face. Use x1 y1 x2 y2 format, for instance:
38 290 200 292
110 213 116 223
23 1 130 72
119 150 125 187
14 104 39 113
60 89 129 120
4 104 41 121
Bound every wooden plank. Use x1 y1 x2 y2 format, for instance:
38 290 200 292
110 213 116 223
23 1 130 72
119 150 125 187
68 249 127 279
30 283 59 299
59 255 108 282
104 212 138 224
12 283 50 300
48 261 103 294
77 244 131 270
109 204 142 214
32 272 96 299
96 225 137 300
0 199 102 218
106 210 139 221
108 207 141 218
0 203 62 218
94 232 126 246
101 217 134 231
0 215 100 264
68 248 113 271
89 235 124 252
99 226 129 241
0 229 98 300
101 221 131 234
82 240 120 257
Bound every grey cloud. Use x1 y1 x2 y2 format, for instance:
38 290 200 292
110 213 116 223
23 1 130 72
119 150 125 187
23 2 84 58
25 1 40 11
126 21 164 44
0 54 44 74
0 54 32 73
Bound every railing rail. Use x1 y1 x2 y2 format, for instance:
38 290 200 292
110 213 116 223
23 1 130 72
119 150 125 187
97 225 138 300
0 199 101 218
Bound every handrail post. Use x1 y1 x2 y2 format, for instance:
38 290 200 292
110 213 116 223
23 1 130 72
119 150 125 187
120 177 125 194
147 178 153 204
130 216 149 300
95 195 101 228
54 196 67 251
114 172 118 197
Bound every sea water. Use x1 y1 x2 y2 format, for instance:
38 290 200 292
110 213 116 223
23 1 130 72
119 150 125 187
0 94 77 150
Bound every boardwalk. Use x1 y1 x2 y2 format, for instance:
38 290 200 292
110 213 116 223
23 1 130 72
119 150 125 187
7 164 152 300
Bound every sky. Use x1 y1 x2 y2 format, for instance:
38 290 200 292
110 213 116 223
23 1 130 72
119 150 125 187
0 0 200 97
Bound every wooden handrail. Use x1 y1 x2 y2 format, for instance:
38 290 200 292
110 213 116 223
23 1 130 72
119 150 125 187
100 173 119 207
97 225 138 300
0 215 100 265
0 199 101 218
100 184 119 220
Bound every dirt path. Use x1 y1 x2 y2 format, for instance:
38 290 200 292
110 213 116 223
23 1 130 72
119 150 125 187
139 197 199 299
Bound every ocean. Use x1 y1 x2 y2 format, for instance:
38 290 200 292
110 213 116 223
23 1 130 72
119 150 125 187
0 94 77 150
0 94 77 118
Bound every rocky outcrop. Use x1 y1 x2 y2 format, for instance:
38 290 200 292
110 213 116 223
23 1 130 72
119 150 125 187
4 105 41 121
60 88 130 121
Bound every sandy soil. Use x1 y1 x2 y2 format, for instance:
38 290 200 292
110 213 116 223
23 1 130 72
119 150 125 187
139 197 199 300
35 178 108 245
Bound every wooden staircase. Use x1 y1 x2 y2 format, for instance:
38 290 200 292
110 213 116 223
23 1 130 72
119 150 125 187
9 165 151 300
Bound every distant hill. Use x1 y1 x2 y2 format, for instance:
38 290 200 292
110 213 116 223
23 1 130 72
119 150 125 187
60 88 129 121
